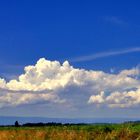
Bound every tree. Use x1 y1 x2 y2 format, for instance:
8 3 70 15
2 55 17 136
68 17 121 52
15 121 20 127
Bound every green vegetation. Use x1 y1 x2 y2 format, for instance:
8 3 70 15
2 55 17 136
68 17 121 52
0 123 140 140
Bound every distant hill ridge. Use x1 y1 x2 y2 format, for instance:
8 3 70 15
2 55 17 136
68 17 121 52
0 116 139 125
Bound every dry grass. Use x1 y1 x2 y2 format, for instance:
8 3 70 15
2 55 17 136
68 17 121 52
0 125 140 140
0 130 46 140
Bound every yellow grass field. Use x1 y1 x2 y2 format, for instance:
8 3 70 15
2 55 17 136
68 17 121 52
0 124 140 140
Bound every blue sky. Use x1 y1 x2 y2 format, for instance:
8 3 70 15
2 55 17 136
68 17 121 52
0 0 140 118
0 0 140 75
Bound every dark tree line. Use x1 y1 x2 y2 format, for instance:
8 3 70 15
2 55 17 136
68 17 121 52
13 121 86 127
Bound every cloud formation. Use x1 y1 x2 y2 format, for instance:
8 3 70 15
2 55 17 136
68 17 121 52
89 89 140 108
0 58 140 108
104 16 128 25
70 47 140 62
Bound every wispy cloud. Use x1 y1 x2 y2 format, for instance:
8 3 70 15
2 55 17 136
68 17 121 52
70 47 140 62
104 16 128 26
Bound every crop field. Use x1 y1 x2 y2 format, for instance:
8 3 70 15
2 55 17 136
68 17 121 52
0 123 140 140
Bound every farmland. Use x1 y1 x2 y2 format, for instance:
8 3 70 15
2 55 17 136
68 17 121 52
0 123 140 140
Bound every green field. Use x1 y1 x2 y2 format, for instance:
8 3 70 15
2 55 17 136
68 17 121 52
0 123 140 140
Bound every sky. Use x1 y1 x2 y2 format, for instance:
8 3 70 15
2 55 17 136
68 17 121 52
0 0 140 118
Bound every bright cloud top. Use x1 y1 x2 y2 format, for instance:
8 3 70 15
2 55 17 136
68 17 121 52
0 58 140 108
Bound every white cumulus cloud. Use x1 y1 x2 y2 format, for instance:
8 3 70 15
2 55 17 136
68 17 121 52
88 89 140 108
0 58 140 108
